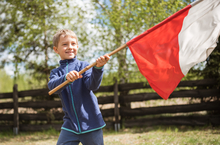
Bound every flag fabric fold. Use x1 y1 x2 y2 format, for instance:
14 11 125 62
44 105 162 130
127 0 220 100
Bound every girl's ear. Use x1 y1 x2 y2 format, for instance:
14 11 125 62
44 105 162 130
53 46 59 54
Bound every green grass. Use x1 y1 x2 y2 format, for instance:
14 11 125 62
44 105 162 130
0 125 219 145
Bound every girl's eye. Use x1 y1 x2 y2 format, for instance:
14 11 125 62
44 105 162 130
63 44 67 46
72 43 76 45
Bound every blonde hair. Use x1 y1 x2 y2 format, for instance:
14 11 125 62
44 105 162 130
53 29 78 47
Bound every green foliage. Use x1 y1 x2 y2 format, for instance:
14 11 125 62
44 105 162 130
101 69 147 86
0 0 91 87
0 69 45 92
188 36 220 84
0 70 13 92
0 0 63 85
202 37 220 83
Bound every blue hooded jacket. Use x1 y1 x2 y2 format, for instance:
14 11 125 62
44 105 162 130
48 57 106 134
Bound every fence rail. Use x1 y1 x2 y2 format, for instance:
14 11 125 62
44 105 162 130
0 79 219 133
124 115 220 127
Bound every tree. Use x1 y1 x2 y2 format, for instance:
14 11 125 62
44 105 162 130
0 0 63 85
202 37 220 82
0 0 91 88
91 0 192 84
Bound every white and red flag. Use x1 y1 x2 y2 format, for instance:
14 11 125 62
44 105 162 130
127 0 220 100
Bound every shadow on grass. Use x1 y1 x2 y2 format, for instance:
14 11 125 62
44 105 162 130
121 125 220 134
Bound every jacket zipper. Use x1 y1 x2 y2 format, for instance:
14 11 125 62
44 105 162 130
66 62 81 133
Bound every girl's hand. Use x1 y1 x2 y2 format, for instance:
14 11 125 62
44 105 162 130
96 54 110 68
66 70 83 82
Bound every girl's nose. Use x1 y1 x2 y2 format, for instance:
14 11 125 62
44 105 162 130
68 44 73 49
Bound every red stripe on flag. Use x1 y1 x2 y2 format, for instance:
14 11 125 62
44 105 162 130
127 5 192 100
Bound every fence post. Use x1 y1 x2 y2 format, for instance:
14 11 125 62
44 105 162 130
114 78 120 131
13 84 19 135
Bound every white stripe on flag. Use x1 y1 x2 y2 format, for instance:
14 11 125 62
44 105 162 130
179 0 220 75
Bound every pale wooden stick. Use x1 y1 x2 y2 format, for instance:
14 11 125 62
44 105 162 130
48 43 127 95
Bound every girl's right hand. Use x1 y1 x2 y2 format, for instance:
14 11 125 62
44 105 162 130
66 71 83 82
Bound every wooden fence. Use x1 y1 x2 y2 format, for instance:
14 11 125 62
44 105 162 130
0 79 219 134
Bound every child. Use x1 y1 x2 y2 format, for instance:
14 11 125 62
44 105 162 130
48 29 110 145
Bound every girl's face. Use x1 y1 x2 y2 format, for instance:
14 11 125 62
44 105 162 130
53 35 78 60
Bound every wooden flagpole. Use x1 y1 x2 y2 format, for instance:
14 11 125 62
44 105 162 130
48 43 128 95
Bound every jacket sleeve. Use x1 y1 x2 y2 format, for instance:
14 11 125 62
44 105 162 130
47 70 67 94
82 64 104 91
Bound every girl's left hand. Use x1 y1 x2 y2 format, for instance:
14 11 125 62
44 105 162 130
96 54 110 67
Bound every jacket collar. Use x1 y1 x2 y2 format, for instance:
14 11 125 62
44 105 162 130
59 56 77 66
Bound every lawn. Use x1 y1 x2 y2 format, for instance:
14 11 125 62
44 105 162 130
0 125 219 145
